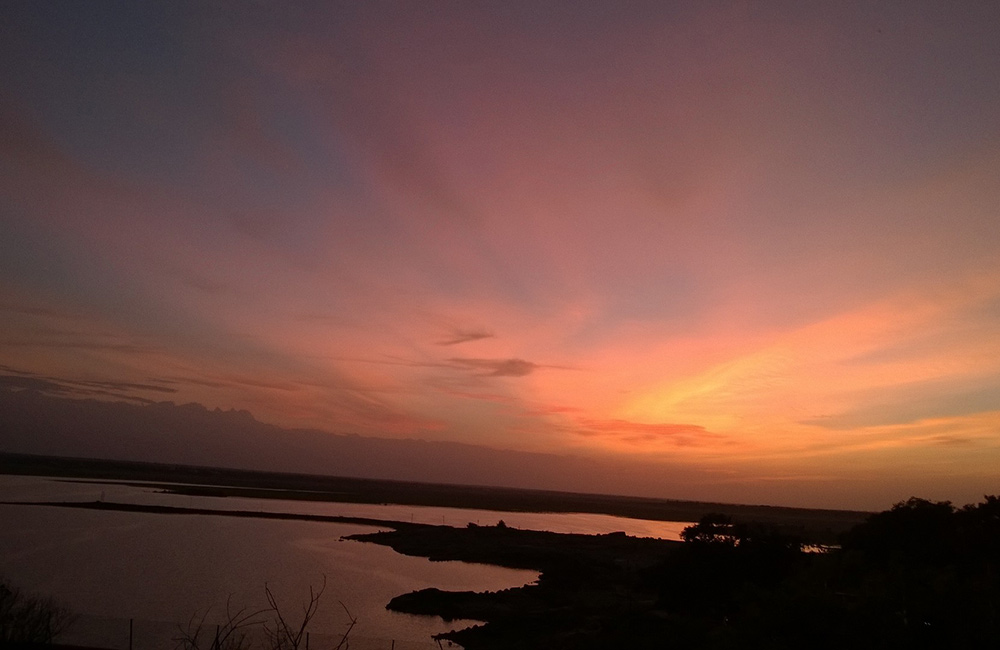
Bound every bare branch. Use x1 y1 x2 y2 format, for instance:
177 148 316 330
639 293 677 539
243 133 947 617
334 601 357 650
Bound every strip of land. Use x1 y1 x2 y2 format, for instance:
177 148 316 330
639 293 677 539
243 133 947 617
0 452 867 544
0 499 416 531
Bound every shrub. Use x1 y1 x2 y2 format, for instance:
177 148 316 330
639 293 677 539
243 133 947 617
0 578 73 644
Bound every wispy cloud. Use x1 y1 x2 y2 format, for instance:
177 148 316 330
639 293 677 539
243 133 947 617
571 418 723 448
449 358 538 377
436 328 495 346
0 368 177 402
927 435 974 447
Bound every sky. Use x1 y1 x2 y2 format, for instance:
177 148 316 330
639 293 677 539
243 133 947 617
2 1 999 510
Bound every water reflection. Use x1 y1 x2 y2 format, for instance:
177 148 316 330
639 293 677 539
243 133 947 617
0 475 697 647
1 475 694 540
0 502 534 646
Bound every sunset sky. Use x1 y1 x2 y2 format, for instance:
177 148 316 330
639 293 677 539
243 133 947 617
2 2 999 509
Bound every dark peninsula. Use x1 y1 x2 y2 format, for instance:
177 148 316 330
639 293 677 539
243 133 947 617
353 497 1000 649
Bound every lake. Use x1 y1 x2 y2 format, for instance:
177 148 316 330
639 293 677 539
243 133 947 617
0 475 692 648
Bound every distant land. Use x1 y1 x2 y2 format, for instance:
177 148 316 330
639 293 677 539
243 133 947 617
0 453 867 544
0 386 870 527
0 386 679 497
0 386 778 506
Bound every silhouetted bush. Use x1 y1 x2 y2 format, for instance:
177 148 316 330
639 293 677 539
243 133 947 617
175 577 355 650
652 497 1000 648
0 578 73 645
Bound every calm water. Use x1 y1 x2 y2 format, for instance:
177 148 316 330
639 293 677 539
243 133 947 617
3 475 694 539
0 475 692 648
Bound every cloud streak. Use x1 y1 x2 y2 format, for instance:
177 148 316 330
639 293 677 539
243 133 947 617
0 368 178 402
449 358 539 378
436 329 495 346
569 418 724 449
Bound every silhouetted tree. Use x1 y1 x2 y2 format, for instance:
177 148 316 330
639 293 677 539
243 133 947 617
0 578 73 645
829 495 1000 646
841 497 956 563
680 513 738 546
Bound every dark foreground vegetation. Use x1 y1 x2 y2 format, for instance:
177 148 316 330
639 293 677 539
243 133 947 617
1 574 349 650
0 578 72 646
357 496 1000 649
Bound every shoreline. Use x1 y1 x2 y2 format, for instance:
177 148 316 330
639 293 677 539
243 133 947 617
0 499 419 532
3 498 685 649
0 453 868 544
